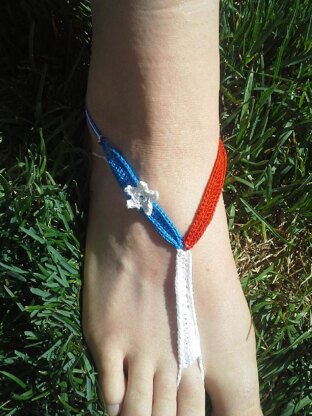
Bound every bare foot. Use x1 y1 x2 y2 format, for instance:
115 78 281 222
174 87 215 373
82 1 263 415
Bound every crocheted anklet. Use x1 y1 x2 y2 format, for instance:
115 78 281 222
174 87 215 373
85 107 227 386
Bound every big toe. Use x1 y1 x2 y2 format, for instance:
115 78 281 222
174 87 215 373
205 338 263 416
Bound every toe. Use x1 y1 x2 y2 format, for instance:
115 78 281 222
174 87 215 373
152 368 177 416
98 350 126 416
177 365 205 416
122 358 154 416
207 375 263 416
205 335 262 416
211 403 263 416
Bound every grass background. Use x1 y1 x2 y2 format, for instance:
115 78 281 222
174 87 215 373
0 0 311 415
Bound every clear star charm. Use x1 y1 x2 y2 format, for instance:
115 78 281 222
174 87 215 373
124 181 159 216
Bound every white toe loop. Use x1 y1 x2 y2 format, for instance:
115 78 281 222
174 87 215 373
175 249 204 387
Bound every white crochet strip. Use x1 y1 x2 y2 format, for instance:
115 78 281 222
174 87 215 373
175 249 204 386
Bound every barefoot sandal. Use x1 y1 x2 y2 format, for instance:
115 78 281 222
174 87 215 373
85 107 227 387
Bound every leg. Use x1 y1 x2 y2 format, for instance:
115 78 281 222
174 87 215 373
83 1 263 415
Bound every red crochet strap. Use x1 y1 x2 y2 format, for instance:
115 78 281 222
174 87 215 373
183 138 227 250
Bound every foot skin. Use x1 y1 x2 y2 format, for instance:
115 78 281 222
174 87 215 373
83 1 263 414
82 136 263 416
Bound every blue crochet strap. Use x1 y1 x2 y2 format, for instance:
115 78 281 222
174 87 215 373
85 107 183 249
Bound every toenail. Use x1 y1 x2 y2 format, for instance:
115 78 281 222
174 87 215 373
106 404 120 416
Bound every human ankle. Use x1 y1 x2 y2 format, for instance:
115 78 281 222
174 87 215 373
86 0 220 149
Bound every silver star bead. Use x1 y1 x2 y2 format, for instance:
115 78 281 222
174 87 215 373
124 181 159 216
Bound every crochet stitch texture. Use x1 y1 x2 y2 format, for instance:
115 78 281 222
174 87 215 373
85 106 227 386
